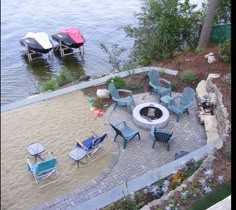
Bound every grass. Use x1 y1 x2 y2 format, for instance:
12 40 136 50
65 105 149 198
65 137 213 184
188 183 231 210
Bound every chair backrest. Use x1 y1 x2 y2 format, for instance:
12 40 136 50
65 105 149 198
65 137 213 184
110 123 124 137
148 70 160 87
108 83 120 100
180 87 196 106
153 128 172 142
92 133 108 147
36 158 57 175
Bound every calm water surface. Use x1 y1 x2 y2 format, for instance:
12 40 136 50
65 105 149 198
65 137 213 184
1 0 203 106
1 0 141 105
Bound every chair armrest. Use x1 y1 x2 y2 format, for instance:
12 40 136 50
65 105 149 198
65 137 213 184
149 82 159 89
76 141 87 150
117 89 133 96
26 158 33 170
112 120 125 127
90 130 98 137
160 78 171 86
151 125 156 137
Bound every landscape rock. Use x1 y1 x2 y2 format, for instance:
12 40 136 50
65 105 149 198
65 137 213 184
96 89 110 98
204 115 220 144
196 80 208 102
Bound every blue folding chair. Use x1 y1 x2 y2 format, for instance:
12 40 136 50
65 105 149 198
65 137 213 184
26 152 59 188
69 132 108 164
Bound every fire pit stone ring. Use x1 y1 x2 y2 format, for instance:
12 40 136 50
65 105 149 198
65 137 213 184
132 102 170 130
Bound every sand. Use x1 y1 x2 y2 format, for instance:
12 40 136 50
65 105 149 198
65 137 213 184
1 90 113 210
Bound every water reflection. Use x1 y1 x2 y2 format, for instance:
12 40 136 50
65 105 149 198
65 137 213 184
55 51 85 79
21 53 55 82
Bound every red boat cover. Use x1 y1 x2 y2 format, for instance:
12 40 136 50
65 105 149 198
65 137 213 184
58 28 84 44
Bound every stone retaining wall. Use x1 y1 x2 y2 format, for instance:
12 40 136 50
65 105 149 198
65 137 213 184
206 78 231 138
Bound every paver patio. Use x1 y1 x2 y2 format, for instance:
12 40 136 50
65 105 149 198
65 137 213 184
32 92 207 210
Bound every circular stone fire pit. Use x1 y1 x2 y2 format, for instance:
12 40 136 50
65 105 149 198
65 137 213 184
132 103 169 130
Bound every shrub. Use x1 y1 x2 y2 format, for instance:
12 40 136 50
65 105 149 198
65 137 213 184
106 76 126 89
56 67 76 86
129 83 142 91
218 40 231 62
41 79 59 91
123 0 203 62
170 82 177 90
180 70 198 83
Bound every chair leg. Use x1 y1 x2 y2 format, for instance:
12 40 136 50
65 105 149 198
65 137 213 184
123 139 127 149
176 114 181 122
152 140 156 149
137 133 141 140
128 106 132 114
186 109 190 115
167 142 170 151
113 103 117 111
113 134 118 142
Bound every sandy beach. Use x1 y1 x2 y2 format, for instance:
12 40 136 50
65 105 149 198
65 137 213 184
1 90 113 210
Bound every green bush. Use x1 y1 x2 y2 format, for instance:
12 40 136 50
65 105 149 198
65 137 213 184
170 82 177 90
56 67 76 86
129 83 142 91
41 80 59 91
218 40 231 62
123 0 203 62
106 76 126 89
180 70 198 83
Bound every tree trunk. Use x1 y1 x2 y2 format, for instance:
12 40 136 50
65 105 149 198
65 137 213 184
198 0 218 49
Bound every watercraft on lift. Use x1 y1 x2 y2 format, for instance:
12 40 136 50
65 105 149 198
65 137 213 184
19 32 53 61
51 27 85 57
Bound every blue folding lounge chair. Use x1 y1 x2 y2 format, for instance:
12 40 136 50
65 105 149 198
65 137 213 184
110 120 140 149
71 132 108 163
148 69 171 99
167 87 196 122
108 83 135 114
151 125 176 151
26 152 59 188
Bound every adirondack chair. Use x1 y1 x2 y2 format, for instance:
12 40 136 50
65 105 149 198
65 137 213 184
167 87 196 122
151 125 176 151
108 83 135 114
110 120 140 149
148 70 171 99
26 152 59 188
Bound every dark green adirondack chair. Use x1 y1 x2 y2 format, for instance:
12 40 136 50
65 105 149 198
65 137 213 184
167 87 196 122
108 83 135 114
151 125 176 151
110 120 140 149
148 69 171 99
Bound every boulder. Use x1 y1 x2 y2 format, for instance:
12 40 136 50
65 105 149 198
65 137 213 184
196 80 208 102
204 115 220 144
96 89 110 98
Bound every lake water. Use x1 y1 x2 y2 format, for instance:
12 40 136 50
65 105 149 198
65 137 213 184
1 0 204 106
1 0 142 105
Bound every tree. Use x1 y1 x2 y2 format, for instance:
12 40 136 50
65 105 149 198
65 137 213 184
197 0 218 49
